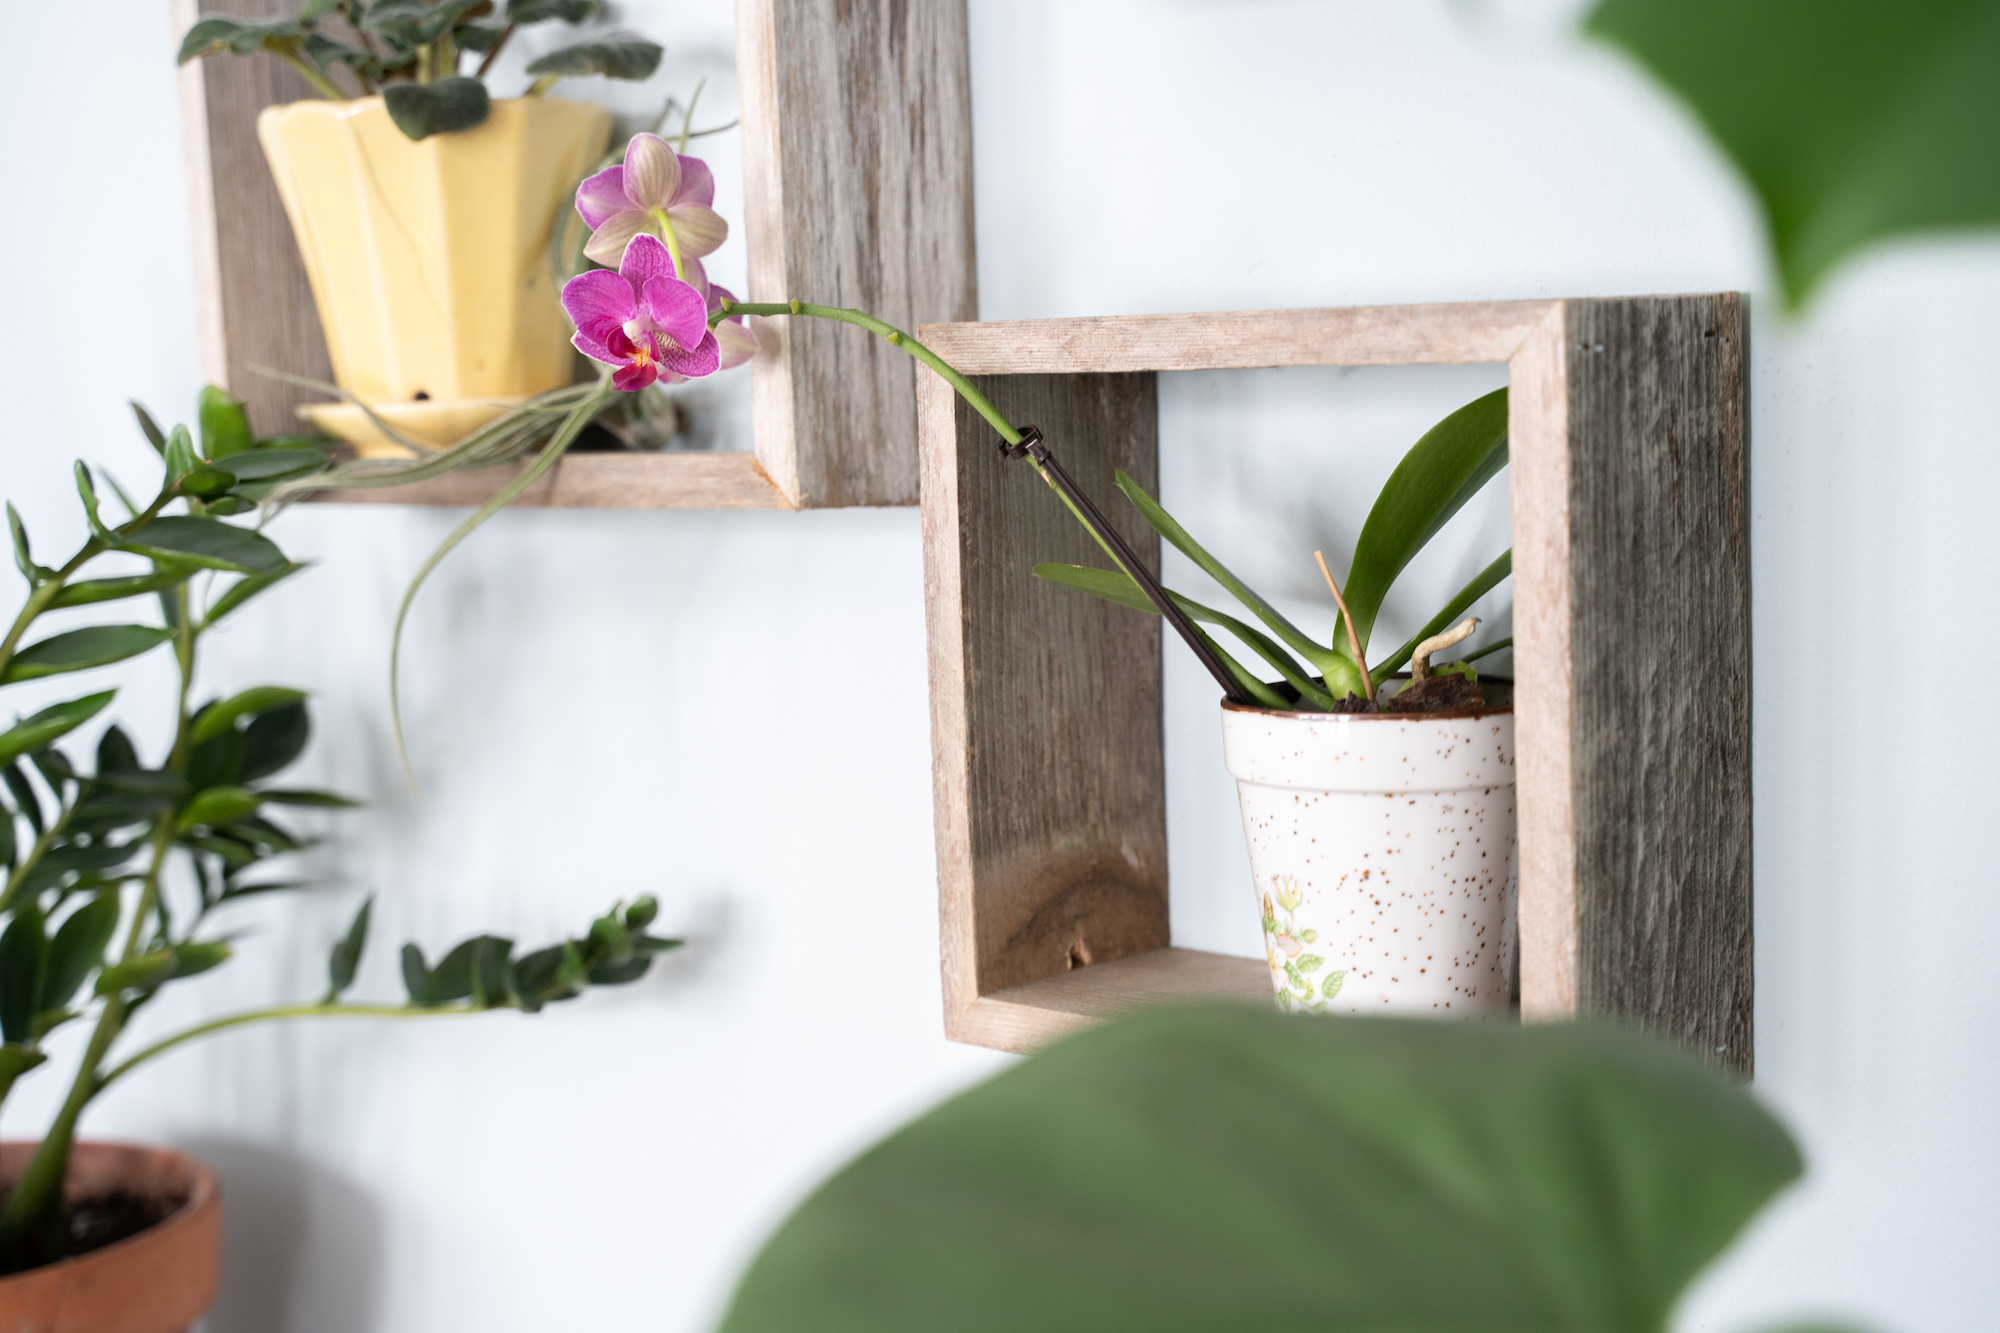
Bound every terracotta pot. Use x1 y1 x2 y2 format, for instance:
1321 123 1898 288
0 1142 220 1333
1220 683 1517 1016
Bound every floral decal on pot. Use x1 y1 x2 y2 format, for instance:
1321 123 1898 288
1261 877 1344 1014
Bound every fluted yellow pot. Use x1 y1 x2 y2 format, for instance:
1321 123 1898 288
257 96 611 457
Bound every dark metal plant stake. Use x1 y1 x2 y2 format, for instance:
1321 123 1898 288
1000 427 1255 705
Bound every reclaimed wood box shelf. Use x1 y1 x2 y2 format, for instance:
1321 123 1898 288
175 0 973 511
919 297 1752 1069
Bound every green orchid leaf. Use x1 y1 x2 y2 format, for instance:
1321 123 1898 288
177 15 305 64
0 1043 46 1102
119 516 287 575
0 692 116 769
197 386 255 460
0 905 48 1045
48 569 194 610
383 76 492 141
525 32 663 81
205 562 308 626
1462 636 1512 665
239 702 309 783
719 1006 1802 1333
1585 0 2000 308
509 0 599 22
1032 563 1341 707
129 401 169 455
177 785 262 832
326 895 373 1001
1 627 173 685
1340 388 1508 662
191 687 308 745
39 893 122 1015
1111 471 1331 668
1368 550 1514 687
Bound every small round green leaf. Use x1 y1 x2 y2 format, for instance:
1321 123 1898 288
525 32 662 81
383 77 493 141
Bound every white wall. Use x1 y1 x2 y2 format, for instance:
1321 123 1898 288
0 2 1993 1330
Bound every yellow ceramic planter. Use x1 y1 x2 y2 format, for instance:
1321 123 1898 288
257 96 611 457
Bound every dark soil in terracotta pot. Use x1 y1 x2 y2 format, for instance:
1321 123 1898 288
57 1191 183 1262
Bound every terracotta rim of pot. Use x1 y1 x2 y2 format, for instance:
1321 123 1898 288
1221 673 1515 723
0 1140 221 1333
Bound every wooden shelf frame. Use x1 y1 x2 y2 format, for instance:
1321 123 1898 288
919 298 1752 1067
175 0 974 511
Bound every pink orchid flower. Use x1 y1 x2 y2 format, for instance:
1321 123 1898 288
633 258 756 385
576 134 728 269
561 234 719 392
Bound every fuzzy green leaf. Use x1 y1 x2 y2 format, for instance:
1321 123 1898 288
362 0 486 47
508 0 599 21
327 895 373 1001
383 76 492 141
525 32 662 80
177 15 304 64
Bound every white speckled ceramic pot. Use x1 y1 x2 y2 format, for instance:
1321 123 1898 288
1220 687 1517 1016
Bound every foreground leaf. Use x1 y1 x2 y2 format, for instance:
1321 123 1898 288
0 692 115 768
1586 0 2000 307
326 895 373 1001
198 386 255 460
120 516 287 574
1 627 172 684
191 687 308 744
720 1006 1802 1333
0 907 47 1044
39 894 122 1014
383 77 491 141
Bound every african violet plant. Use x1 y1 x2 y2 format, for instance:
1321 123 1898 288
0 389 677 1273
178 0 662 141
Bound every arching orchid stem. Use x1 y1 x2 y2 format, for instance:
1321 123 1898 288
1314 550 1375 709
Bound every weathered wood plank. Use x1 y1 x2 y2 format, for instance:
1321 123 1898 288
303 451 792 509
1562 295 1752 1073
921 302 1559 376
174 0 333 439
921 369 1166 1032
740 0 977 507
949 948 1272 1053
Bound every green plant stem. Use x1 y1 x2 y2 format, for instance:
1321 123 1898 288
650 208 689 281
416 43 434 85
677 78 706 153
277 42 348 101
97 1001 491 1091
0 799 76 916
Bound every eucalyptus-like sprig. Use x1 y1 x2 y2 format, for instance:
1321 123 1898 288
0 389 681 1273
177 0 664 141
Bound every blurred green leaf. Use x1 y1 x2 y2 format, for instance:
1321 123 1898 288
1339 387 1508 662
326 895 372 1000
177 14 305 63
400 942 434 1005
0 906 48 1044
1 627 173 685
452 23 508 53
171 940 232 981
178 466 237 500
177 785 262 832
239 702 309 783
39 894 121 1014
0 1042 46 1101
364 0 486 47
383 77 491 140
192 687 308 745
525 32 662 81
129 401 168 456
1586 0 2000 308
48 569 193 610
258 788 358 808
3 764 42 837
625 895 658 930
197 386 255 460
187 729 245 793
95 949 178 997
120 516 287 575
204 563 307 626
218 447 327 483
509 0 599 21
719 1006 1803 1333
0 692 115 769
163 425 200 486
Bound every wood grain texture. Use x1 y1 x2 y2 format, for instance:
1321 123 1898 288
1509 304 1579 1024
948 948 1271 1053
740 0 977 508
173 0 334 439
1561 295 1752 1073
921 369 1167 1033
920 302 1558 376
303 451 792 509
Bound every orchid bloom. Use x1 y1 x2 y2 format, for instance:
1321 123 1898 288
645 257 757 382
576 134 728 274
561 234 719 392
